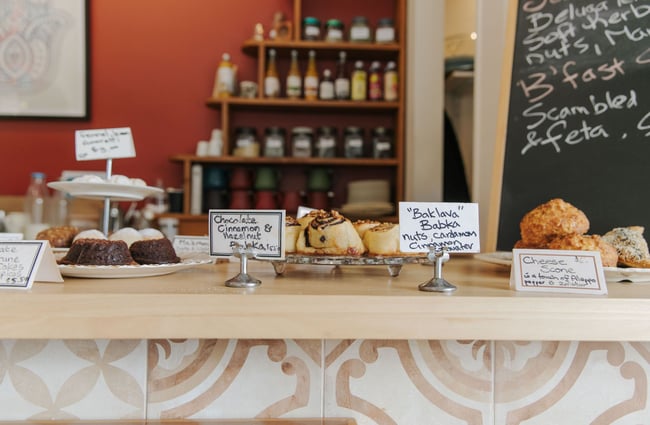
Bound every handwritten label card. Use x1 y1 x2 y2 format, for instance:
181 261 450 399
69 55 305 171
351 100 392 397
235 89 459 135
173 236 210 255
399 202 480 253
0 241 63 289
75 127 136 161
209 210 285 259
510 249 607 295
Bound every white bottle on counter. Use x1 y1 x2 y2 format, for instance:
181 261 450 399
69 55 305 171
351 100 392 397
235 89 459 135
24 171 50 238
190 164 203 215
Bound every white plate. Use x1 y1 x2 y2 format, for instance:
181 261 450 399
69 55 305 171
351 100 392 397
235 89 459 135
59 257 214 279
48 181 163 201
603 267 650 283
474 251 650 283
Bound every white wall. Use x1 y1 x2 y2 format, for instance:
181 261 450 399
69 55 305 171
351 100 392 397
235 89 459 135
406 0 509 250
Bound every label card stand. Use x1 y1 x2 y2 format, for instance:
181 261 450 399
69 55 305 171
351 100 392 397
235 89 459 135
225 242 262 288
418 248 457 293
100 158 113 236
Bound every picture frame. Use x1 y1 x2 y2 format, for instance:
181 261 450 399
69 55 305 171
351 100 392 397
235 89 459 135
0 0 89 119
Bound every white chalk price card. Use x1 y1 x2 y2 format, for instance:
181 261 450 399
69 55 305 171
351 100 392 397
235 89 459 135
0 241 63 289
398 202 480 253
510 249 607 295
209 210 286 259
75 127 136 161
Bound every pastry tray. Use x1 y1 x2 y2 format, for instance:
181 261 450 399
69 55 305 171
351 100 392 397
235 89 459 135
268 254 432 277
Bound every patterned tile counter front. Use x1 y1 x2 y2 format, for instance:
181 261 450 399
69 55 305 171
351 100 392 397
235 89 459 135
1 258 650 423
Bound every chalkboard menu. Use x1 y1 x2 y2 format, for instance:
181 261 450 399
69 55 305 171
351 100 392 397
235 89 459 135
495 0 650 250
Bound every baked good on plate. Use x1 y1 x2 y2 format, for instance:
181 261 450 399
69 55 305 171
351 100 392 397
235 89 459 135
546 234 618 267
285 216 301 253
363 222 400 256
36 226 79 248
130 238 180 264
59 239 136 266
517 198 590 248
296 210 366 256
352 219 381 239
109 227 143 247
73 229 106 241
602 226 650 268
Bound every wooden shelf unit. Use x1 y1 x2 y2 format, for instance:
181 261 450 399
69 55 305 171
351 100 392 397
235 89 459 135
169 0 407 233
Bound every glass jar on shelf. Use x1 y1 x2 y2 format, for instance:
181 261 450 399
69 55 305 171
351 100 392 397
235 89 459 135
349 16 371 43
372 127 394 158
315 126 338 158
302 17 321 40
291 127 314 158
375 18 395 43
344 126 365 158
263 127 286 157
325 19 344 42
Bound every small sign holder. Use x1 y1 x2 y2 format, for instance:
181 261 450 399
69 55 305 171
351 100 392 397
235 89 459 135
100 158 113 236
225 242 261 288
418 247 457 292
73 127 137 236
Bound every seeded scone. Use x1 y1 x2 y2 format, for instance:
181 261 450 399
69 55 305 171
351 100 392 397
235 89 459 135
601 226 650 268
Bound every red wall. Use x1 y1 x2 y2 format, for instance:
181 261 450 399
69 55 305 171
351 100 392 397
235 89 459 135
0 0 394 195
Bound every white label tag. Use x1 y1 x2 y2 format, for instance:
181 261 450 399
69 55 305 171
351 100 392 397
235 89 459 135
0 241 63 289
398 202 480 253
75 127 136 161
510 249 607 295
209 210 285 259
172 235 210 254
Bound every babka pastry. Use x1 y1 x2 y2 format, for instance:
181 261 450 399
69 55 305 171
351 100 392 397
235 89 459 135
363 222 400 256
36 226 79 248
285 216 301 254
353 219 381 239
296 210 366 256
59 239 136 266
73 229 107 242
602 226 650 268
518 198 590 248
546 234 618 267
129 237 180 264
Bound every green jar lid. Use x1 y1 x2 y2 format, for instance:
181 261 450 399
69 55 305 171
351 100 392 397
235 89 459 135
303 16 320 25
326 19 343 28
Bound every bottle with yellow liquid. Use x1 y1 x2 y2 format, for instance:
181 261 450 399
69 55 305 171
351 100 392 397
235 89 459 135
286 49 302 99
304 50 319 100
264 49 280 98
350 60 367 101
215 53 236 98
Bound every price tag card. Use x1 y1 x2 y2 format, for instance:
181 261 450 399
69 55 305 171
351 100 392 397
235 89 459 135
0 233 23 241
510 249 607 295
75 127 136 161
0 241 63 289
172 235 210 255
398 202 480 253
209 210 285 259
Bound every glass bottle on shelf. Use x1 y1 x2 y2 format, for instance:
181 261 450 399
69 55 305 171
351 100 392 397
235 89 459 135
304 50 319 100
215 53 235 97
384 60 399 101
334 51 350 100
264 48 280 98
286 49 302 99
368 61 383 101
350 60 367 101
319 69 334 100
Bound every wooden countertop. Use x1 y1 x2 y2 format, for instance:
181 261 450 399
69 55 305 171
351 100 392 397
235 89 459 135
1 256 649 341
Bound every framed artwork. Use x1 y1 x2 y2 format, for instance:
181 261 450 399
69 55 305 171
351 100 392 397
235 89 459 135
0 0 89 119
